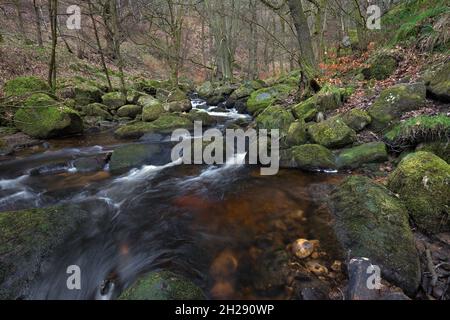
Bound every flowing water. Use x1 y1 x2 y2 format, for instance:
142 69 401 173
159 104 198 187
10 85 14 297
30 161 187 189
0 99 345 300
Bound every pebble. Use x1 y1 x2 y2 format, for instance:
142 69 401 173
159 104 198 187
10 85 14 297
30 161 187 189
306 261 328 276
292 239 315 259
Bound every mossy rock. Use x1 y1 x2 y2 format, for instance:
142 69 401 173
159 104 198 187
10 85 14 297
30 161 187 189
384 115 450 152
368 83 426 131
109 143 162 173
196 81 215 98
126 90 145 104
117 105 142 119
230 80 264 100
185 109 217 126
340 109 372 132
115 115 193 139
0 206 89 299
247 84 293 115
416 141 450 163
163 99 192 113
142 105 165 122
167 88 187 102
255 105 295 137
336 142 388 169
81 103 112 120
73 83 103 106
362 52 398 80
329 176 420 295
102 92 127 110
4 76 50 97
307 116 357 149
286 120 308 147
119 271 205 300
290 144 336 171
14 94 83 139
425 61 450 102
387 151 450 234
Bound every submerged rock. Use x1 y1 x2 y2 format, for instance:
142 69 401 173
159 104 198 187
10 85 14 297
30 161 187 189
14 93 83 139
0 206 89 299
307 117 356 149
336 142 388 169
119 271 205 300
387 151 450 234
329 176 421 296
368 83 426 131
109 143 163 172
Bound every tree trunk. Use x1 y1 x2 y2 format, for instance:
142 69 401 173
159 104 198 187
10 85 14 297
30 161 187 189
14 0 28 43
48 0 58 92
33 0 43 47
110 0 126 94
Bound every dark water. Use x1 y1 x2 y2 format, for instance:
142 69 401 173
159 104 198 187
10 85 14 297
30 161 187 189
0 105 345 300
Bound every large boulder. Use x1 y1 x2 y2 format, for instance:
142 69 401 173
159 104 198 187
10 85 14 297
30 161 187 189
115 114 193 139
185 109 217 126
416 141 450 163
81 103 112 120
167 88 187 102
0 206 88 299
367 83 426 131
425 61 450 102
229 80 264 101
117 105 142 119
163 99 192 113
387 151 450 234
4 76 50 97
119 271 205 300
139 96 165 122
101 92 127 110
329 176 421 295
286 120 308 146
255 105 295 137
340 109 372 132
290 144 336 171
307 116 357 149
14 93 83 139
336 142 388 169
196 81 215 98
362 52 398 80
73 83 103 105
109 143 163 173
247 84 293 115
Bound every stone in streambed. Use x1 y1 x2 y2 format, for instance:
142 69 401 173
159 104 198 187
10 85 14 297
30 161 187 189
255 105 295 137
73 83 103 105
336 142 388 169
307 116 356 149
102 92 127 110
109 143 163 173
329 176 421 295
119 271 205 300
290 144 336 171
117 105 142 119
81 103 113 120
247 84 294 115
286 120 308 147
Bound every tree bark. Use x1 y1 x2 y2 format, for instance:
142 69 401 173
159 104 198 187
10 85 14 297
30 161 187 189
48 0 58 92
33 0 43 47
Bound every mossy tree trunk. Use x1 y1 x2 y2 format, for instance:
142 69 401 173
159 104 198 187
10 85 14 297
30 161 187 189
48 0 58 93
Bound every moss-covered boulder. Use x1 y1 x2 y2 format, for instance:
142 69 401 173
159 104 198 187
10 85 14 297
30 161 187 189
425 61 450 102
336 142 388 169
14 93 83 139
73 83 103 105
0 206 88 299
138 96 164 122
119 271 204 300
229 80 264 100
290 144 336 171
384 115 450 152
416 141 450 163
4 76 50 97
167 89 187 102
115 115 193 139
101 92 126 110
367 83 426 131
255 105 295 137
340 109 372 132
308 116 357 149
329 176 420 295
117 105 142 119
81 103 112 120
163 99 192 113
291 99 318 122
196 81 215 98
185 109 217 126
387 152 450 234
247 84 293 115
109 143 163 173
286 120 308 146
362 52 398 80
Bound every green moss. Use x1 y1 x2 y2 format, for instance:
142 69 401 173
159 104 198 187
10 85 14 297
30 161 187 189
340 109 372 132
230 80 264 100
330 176 420 295
388 151 450 234
307 116 357 149
74 83 103 105
102 92 126 110
336 142 388 169
425 61 450 102
255 105 295 137
384 115 450 151
14 94 83 138
117 105 142 119
81 103 112 120
290 144 336 170
362 52 398 80
368 83 427 131
119 271 205 300
247 84 294 115
4 76 50 97
286 120 308 146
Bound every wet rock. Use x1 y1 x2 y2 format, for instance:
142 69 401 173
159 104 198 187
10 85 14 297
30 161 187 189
306 261 328 276
0 206 89 299
329 176 421 295
119 271 205 300
290 144 336 171
336 142 388 169
29 162 70 176
347 258 381 300
109 143 163 173
308 116 357 149
368 83 426 131
340 109 372 132
292 239 315 259
0 132 42 156
247 84 294 115
101 92 127 110
425 61 450 102
116 105 142 119
14 94 83 139
73 157 106 172
387 151 450 234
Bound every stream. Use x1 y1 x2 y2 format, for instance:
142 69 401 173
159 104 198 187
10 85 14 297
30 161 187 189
0 99 346 300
